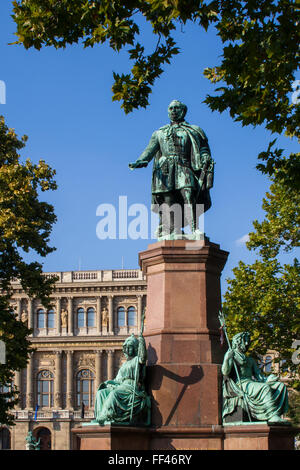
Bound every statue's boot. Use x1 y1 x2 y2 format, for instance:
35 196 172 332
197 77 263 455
185 203 196 234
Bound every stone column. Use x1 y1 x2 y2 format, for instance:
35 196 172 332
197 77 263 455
54 350 62 409
137 295 143 332
14 370 22 409
45 304 49 336
26 352 34 409
96 297 102 334
107 350 114 380
125 304 128 334
56 297 61 336
28 298 34 334
108 296 114 335
84 306 88 335
66 350 74 409
16 298 22 321
68 297 73 336
94 350 103 399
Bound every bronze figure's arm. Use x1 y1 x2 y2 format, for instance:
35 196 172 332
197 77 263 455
221 349 235 376
129 131 160 169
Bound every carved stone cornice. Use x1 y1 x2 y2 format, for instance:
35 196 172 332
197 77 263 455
11 284 147 295
30 341 124 349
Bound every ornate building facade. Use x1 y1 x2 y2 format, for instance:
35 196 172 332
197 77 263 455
3 269 147 450
0 268 290 450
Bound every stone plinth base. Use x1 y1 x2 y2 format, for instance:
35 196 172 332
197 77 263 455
148 426 224 450
72 423 299 450
223 423 298 450
71 425 224 450
71 425 150 450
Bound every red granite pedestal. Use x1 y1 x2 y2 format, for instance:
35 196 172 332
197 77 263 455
223 423 298 450
72 423 298 450
139 239 228 449
72 239 298 450
72 425 150 450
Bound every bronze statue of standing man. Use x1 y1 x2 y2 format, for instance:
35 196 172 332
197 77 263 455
129 100 214 239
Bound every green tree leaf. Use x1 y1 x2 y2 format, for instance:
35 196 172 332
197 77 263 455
0 116 57 424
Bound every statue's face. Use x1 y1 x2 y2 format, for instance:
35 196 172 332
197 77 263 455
127 344 135 357
124 342 136 358
168 101 186 122
237 335 250 353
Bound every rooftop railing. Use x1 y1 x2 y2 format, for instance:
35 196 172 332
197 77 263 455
11 269 145 284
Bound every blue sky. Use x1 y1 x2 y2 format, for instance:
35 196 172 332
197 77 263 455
0 2 298 295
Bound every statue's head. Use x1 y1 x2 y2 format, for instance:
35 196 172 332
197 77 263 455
168 100 187 123
123 334 139 359
232 332 251 353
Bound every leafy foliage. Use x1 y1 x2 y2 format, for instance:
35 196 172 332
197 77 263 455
0 298 31 426
0 116 57 424
11 1 299 183
287 390 300 427
223 176 300 388
204 1 299 138
203 0 300 189
247 176 300 259
11 0 218 113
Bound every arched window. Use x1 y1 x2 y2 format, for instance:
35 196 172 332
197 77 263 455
77 308 84 328
87 307 95 327
127 306 136 327
37 370 54 408
264 355 273 373
117 307 125 327
35 427 51 450
76 369 94 408
47 309 55 329
37 309 45 328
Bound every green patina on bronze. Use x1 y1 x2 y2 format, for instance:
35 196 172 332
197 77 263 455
90 311 150 426
129 100 214 240
220 324 290 425
25 431 40 450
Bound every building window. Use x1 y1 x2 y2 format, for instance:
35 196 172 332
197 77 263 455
264 355 273 373
9 306 16 315
37 370 54 408
117 307 125 327
76 369 94 408
127 306 136 327
47 309 55 329
35 427 51 450
37 309 45 328
77 308 84 328
87 307 95 327
0 384 12 403
0 427 11 450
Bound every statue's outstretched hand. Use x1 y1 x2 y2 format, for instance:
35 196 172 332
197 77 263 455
129 161 148 170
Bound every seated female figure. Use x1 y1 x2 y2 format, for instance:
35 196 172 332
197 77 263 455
92 334 150 425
